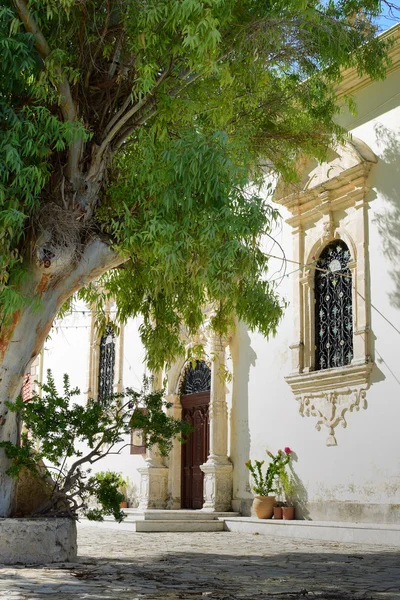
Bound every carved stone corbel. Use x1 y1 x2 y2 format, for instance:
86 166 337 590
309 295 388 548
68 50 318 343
296 386 367 446
286 363 373 446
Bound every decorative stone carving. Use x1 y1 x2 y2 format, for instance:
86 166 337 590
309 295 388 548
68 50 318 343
138 369 169 509
201 462 233 512
286 363 373 446
165 393 182 509
164 322 233 511
274 138 377 444
138 466 168 509
199 332 233 511
297 387 367 446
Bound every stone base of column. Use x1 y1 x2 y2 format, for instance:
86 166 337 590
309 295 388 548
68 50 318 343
200 461 233 511
165 495 181 510
138 466 169 510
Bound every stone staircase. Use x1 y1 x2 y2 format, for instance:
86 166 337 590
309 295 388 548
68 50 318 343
87 509 240 532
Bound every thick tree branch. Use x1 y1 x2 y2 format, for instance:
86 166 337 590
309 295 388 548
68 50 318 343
113 107 158 150
89 65 173 179
13 0 82 185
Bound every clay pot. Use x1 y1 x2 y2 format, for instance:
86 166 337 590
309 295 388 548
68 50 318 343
119 501 128 509
282 506 294 520
253 496 275 519
273 506 283 519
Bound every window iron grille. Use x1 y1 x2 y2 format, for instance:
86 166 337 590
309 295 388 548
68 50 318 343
315 240 353 370
98 324 116 403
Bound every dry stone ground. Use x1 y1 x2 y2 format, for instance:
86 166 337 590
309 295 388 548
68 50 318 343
0 524 399 600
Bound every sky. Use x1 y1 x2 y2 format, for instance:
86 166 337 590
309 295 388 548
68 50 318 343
373 2 400 32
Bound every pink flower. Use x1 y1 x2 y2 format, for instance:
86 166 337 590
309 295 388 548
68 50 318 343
284 447 292 454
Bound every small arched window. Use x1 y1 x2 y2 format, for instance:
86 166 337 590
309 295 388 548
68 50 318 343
180 360 211 395
98 324 116 403
315 240 353 370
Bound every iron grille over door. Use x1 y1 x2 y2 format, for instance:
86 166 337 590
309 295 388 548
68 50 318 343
315 240 353 370
180 360 211 395
98 324 116 403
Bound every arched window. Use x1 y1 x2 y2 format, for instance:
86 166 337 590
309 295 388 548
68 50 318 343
180 360 211 395
98 324 116 402
315 240 353 370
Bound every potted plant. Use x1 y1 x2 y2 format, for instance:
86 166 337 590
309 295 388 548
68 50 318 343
117 475 129 508
273 501 283 519
279 468 296 520
245 448 291 519
95 472 129 508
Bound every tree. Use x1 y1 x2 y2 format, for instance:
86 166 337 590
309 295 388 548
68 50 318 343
0 371 189 520
0 0 393 516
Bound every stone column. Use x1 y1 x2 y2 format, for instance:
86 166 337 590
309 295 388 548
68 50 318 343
138 370 169 510
201 335 233 511
166 393 182 509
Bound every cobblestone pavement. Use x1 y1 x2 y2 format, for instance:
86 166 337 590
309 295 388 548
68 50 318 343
0 524 399 600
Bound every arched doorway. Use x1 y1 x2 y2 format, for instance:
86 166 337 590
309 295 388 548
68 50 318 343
180 360 211 509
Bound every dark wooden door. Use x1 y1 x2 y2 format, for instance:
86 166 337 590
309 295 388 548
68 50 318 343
181 392 210 509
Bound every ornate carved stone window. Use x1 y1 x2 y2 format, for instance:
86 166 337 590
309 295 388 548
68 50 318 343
98 324 116 403
315 240 353 370
273 138 376 445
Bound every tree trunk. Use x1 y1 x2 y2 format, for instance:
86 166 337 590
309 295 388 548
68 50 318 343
0 238 123 517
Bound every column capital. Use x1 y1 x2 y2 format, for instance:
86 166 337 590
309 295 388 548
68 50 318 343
208 333 229 353
165 393 181 408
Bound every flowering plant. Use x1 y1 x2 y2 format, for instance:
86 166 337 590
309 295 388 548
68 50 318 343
245 448 292 496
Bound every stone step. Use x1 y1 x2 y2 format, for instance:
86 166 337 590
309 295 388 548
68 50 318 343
222 517 400 547
122 509 239 521
81 517 225 532
135 519 225 532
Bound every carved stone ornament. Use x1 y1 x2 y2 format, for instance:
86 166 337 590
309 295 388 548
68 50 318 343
138 466 168 509
297 387 367 446
273 137 376 447
201 462 233 511
286 363 373 446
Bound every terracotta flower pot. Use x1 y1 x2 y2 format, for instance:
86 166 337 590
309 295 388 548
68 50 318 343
253 495 275 519
273 506 283 519
282 506 294 520
119 501 128 509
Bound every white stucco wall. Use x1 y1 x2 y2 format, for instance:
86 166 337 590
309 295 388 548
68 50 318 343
230 68 400 521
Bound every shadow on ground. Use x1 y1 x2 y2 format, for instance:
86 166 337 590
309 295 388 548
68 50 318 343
1 529 399 600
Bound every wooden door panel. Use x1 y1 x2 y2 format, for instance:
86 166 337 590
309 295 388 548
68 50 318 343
181 392 210 509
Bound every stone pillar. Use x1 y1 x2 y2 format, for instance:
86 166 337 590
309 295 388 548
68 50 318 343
138 370 168 510
201 336 233 511
166 393 182 509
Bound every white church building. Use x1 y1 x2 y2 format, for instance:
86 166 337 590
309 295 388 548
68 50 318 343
35 24 400 526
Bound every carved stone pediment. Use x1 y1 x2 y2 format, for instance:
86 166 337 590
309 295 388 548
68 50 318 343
286 363 374 446
273 138 377 227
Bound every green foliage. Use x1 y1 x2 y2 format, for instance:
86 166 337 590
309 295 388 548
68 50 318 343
86 471 125 523
245 448 291 496
0 0 394 367
0 6 82 319
279 468 297 507
0 371 189 519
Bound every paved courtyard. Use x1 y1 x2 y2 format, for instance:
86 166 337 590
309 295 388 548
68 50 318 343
0 524 399 600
